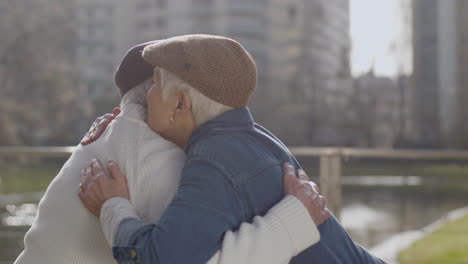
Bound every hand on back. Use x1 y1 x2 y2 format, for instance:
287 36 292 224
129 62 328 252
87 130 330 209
81 107 121 145
283 163 330 226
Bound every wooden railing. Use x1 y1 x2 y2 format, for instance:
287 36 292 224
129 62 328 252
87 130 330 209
290 147 468 219
2 146 468 219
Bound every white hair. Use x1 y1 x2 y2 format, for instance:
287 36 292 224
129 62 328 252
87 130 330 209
159 68 233 126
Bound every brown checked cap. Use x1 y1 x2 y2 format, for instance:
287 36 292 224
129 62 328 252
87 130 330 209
142 34 257 108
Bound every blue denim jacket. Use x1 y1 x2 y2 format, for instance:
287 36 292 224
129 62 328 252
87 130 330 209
113 108 385 264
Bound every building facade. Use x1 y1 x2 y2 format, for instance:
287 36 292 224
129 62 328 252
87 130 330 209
413 0 468 147
75 0 139 98
256 0 352 146
353 72 411 148
73 0 352 145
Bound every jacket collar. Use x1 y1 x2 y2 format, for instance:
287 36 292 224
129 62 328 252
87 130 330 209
185 107 254 153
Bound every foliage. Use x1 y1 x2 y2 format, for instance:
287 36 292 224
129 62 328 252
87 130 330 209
0 0 92 146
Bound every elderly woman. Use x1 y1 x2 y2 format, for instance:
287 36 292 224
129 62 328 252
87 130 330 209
80 35 384 264
14 39 325 264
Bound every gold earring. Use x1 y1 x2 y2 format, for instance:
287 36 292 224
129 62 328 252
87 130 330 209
170 116 174 125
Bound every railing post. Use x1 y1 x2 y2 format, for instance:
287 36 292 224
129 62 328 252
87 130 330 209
319 152 342 220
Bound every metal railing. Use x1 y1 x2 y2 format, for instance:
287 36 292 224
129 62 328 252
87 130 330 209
2 146 468 219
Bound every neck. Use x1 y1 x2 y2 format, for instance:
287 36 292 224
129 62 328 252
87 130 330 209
172 133 190 149
168 124 196 149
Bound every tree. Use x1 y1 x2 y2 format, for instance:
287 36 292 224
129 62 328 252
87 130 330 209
0 0 91 146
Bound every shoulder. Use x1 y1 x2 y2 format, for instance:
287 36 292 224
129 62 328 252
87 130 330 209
187 132 245 160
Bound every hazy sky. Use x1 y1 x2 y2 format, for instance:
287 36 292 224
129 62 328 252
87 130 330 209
350 0 412 77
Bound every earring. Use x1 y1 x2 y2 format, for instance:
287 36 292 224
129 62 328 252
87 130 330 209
169 116 174 125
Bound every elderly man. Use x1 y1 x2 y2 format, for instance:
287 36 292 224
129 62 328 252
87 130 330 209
80 35 385 264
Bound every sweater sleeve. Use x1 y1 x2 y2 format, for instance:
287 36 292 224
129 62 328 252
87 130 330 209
100 195 319 264
207 195 320 264
100 197 140 247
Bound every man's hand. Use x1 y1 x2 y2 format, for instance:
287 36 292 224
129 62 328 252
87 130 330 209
78 159 130 217
81 107 121 146
283 163 330 226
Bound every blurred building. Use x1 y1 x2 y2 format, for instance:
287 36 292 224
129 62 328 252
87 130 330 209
258 0 353 146
134 0 270 91
73 0 352 145
413 0 468 147
296 0 352 145
353 72 411 148
75 0 138 98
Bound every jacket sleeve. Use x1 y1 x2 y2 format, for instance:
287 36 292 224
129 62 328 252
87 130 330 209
207 195 320 264
107 157 244 264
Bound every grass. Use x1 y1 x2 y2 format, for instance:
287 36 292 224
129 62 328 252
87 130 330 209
398 215 468 264
1 166 59 194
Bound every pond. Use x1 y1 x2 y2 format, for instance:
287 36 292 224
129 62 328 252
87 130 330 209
340 176 468 248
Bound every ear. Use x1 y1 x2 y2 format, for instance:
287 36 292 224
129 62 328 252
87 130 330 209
175 92 192 113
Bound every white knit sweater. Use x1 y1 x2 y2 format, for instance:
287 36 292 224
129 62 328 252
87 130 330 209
14 86 319 264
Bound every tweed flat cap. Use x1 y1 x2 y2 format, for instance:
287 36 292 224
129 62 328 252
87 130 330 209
142 34 257 108
114 40 158 96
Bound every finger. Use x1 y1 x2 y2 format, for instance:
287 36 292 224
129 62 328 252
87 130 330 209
283 163 299 194
100 114 114 123
113 107 121 116
78 187 86 202
84 113 113 143
322 207 331 220
108 160 125 182
91 119 99 129
91 159 105 179
90 117 113 141
311 193 321 205
81 129 95 145
318 195 327 208
308 181 320 194
81 164 93 192
321 195 327 207
81 128 96 145
297 169 309 181
94 120 110 135
282 163 296 179
314 184 321 194
78 185 89 203
80 136 89 145
80 169 87 190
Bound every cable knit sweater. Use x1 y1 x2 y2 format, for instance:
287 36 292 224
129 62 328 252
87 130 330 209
14 86 319 264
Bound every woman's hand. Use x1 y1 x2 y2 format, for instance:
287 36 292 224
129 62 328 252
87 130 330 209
283 163 330 226
78 159 130 217
81 107 121 145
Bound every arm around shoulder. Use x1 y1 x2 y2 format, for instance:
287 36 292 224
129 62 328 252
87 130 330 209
207 195 320 264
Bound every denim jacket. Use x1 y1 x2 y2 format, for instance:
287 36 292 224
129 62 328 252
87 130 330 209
112 108 385 264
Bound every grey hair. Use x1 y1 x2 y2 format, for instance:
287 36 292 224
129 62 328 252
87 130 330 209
159 68 233 126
